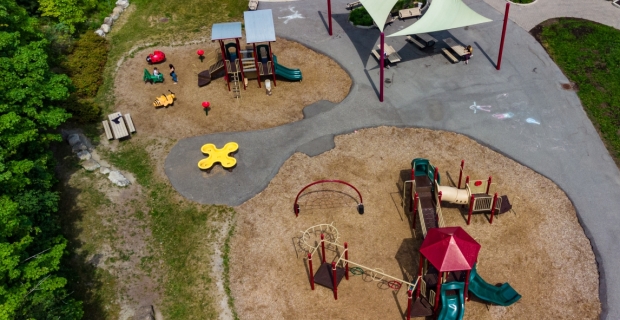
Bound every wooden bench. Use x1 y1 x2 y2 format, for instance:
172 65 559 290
102 120 114 140
346 1 361 9
124 114 136 133
407 36 426 49
442 48 459 63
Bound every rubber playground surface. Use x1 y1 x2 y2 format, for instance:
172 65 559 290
158 0 620 318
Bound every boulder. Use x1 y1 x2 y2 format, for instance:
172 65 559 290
82 159 101 171
137 305 155 320
103 17 113 26
76 151 91 161
94 29 106 37
101 24 110 33
99 166 111 175
108 171 130 187
67 134 81 146
116 0 129 8
113 6 123 15
111 13 120 21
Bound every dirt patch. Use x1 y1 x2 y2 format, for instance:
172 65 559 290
113 37 351 143
230 127 600 319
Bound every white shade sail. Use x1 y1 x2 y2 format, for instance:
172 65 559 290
359 0 399 32
388 0 492 37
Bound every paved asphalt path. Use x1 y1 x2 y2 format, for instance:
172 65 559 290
164 0 620 318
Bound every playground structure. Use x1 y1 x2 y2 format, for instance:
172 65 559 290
403 158 512 230
301 224 521 320
208 10 303 98
293 180 364 216
146 50 166 64
197 49 225 88
197 142 239 172
153 90 176 108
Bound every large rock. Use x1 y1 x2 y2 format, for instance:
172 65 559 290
116 0 129 8
99 166 111 175
101 24 110 33
111 13 120 21
103 17 113 26
77 151 91 161
94 29 106 37
67 134 81 146
82 159 101 171
112 6 123 15
108 171 130 187
137 305 155 320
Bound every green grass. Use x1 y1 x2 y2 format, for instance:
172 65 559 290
539 19 620 165
107 142 237 319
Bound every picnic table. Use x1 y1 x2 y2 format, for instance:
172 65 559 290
371 44 402 64
416 33 437 46
107 112 129 140
398 7 421 20
443 37 468 57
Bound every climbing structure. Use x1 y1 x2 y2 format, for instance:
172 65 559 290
211 22 246 97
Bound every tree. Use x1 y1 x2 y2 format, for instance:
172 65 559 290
0 0 82 318
36 0 97 33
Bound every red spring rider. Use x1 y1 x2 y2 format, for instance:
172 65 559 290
146 50 166 64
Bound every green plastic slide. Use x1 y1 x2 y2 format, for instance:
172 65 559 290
437 282 465 320
468 264 522 306
272 54 302 81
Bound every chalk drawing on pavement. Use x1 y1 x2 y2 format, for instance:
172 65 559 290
469 102 492 113
278 6 303 24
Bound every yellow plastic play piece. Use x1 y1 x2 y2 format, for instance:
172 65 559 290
198 142 239 171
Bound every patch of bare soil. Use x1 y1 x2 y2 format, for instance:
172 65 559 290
113 37 351 143
230 127 600 319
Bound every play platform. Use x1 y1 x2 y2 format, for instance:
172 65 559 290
198 142 239 172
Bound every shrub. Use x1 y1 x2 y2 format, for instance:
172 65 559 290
63 32 108 122
349 7 374 26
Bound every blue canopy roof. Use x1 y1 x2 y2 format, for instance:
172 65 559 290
211 22 243 40
244 10 276 44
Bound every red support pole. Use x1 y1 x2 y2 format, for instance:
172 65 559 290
434 272 442 311
409 169 415 215
412 192 419 229
308 253 315 290
406 289 413 320
465 175 470 186
458 160 464 189
380 32 385 102
332 262 338 300
486 176 492 195
490 193 498 224
252 43 261 88
219 40 230 91
327 0 332 36
416 255 424 298
321 234 326 263
464 270 471 301
344 242 349 280
467 195 475 225
438 191 443 204
434 167 439 183
235 38 245 90
497 3 510 71
268 42 277 86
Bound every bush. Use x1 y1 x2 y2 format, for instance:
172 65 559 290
349 7 374 26
63 32 108 122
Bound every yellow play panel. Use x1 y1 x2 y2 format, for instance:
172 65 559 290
198 142 239 172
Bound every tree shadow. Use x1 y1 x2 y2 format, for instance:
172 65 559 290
52 129 113 319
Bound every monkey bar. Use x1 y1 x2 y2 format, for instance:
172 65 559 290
294 180 364 216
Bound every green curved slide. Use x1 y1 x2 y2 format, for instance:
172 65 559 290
272 54 302 81
469 264 522 306
438 282 465 320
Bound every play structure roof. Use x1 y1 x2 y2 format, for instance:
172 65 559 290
211 22 242 41
388 0 492 37
244 9 276 44
420 227 480 272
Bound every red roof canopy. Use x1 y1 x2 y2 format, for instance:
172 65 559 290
419 227 481 272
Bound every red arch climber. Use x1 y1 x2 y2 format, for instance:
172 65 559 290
294 180 364 217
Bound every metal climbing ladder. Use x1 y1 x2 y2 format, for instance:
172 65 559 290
231 72 241 99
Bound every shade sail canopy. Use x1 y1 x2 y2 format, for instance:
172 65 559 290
359 0 398 32
244 10 276 44
388 0 492 37
211 22 242 41
419 227 480 272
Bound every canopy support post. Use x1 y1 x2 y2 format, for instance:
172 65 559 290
327 0 333 36
497 3 510 70
380 32 384 102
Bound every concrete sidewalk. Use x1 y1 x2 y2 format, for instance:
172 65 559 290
165 0 620 318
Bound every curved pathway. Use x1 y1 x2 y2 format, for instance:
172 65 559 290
165 0 620 318
482 0 620 31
